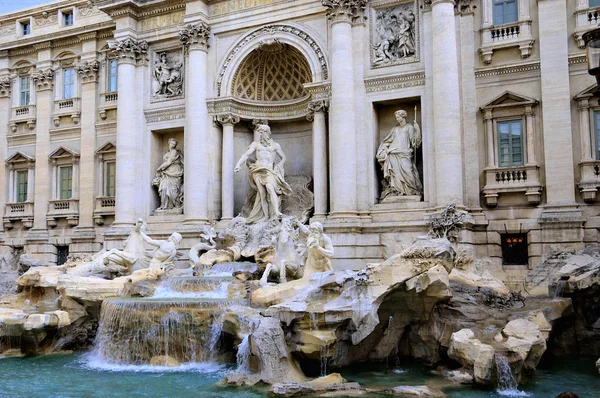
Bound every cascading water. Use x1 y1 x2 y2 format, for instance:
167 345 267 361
309 312 328 377
152 276 236 300
494 354 531 397
234 310 260 372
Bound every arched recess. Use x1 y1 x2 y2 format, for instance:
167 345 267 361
217 23 329 97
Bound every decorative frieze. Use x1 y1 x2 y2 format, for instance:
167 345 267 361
364 71 425 92
474 62 540 79
0 23 16 37
371 1 419 68
144 106 186 124
179 22 211 51
209 96 312 121
78 4 103 18
32 68 55 91
35 11 58 27
109 38 149 66
0 76 11 97
321 0 368 23
75 60 100 84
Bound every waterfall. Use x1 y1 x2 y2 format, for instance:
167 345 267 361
309 312 328 377
552 279 567 300
495 355 531 397
152 277 234 299
236 335 251 373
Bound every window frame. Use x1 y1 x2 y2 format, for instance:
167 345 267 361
496 118 525 168
19 76 30 107
62 67 75 100
104 161 116 197
107 58 118 93
59 165 73 200
15 170 28 203
60 9 74 27
493 0 518 26
19 19 31 36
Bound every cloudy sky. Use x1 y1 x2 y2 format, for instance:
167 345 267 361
0 0 50 15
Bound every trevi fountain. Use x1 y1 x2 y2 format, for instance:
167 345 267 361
0 0 600 397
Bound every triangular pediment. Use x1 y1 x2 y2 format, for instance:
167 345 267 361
574 84 598 100
48 146 79 160
482 91 539 110
6 151 34 164
95 141 116 155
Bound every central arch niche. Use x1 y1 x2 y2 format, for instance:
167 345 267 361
231 42 313 102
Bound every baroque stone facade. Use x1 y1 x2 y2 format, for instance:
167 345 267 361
0 0 598 288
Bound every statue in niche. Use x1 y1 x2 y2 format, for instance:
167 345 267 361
372 4 417 66
235 124 293 224
153 138 184 213
376 109 423 201
153 52 183 97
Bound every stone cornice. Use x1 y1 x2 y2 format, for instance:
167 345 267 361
109 38 148 65
321 0 368 23
474 61 540 79
209 96 312 121
364 71 425 93
31 68 54 91
75 60 100 84
179 22 211 52
144 106 185 124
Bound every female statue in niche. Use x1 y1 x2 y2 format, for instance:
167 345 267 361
153 138 184 212
376 109 422 201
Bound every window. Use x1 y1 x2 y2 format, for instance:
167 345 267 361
497 120 523 167
501 233 528 265
591 0 600 7
108 59 118 92
19 77 30 106
16 170 28 203
59 166 73 199
62 11 73 26
105 161 116 197
493 0 518 25
20 21 31 36
63 68 74 100
56 246 69 266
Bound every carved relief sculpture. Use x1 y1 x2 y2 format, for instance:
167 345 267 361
0 76 11 97
376 109 423 201
153 138 184 213
152 51 184 99
235 124 293 223
371 2 418 67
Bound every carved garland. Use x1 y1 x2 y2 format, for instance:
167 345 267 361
217 25 329 96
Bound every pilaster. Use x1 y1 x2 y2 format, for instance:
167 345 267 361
307 100 329 220
0 58 9 232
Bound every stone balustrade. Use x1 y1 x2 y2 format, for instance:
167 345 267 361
480 20 534 64
93 196 115 226
99 92 118 120
482 165 543 207
52 97 81 126
578 160 600 203
574 4 600 48
9 104 36 132
47 198 79 227
3 202 34 229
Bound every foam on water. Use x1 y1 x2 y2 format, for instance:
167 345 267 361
81 352 226 374
152 281 231 299
496 389 532 397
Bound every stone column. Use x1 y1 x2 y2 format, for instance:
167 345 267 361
524 105 537 165
74 58 100 227
216 113 239 221
322 0 363 218
7 165 14 203
578 99 593 161
431 0 464 206
31 67 54 230
483 110 495 168
308 100 329 219
0 69 10 231
180 22 211 224
537 0 577 206
27 165 34 203
109 38 148 226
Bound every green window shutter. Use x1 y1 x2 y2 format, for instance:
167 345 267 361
60 166 73 200
16 171 28 203
106 162 116 197
497 120 524 167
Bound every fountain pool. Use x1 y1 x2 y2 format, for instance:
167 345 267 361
0 354 598 398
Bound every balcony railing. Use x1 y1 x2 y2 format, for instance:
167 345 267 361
482 165 542 207
52 97 81 126
3 202 34 229
47 199 79 227
579 160 600 202
480 20 534 64
99 92 118 120
575 6 600 48
9 105 36 132
93 196 115 226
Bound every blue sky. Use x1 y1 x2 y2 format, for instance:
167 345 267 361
0 0 50 15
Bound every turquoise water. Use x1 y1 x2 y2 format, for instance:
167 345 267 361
0 354 598 398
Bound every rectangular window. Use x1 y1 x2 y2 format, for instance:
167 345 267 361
56 246 69 266
16 170 28 203
19 77 30 106
501 233 528 265
497 119 524 167
591 0 600 7
59 166 73 200
105 162 116 197
108 59 118 92
62 11 73 26
493 0 518 25
63 68 74 100
21 21 31 36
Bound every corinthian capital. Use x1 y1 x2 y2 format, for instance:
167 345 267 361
109 38 149 65
216 113 240 126
307 100 329 121
0 76 11 98
454 0 475 14
32 68 55 91
75 60 100 84
179 23 211 51
321 0 367 23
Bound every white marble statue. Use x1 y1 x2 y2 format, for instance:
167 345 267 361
139 227 182 270
376 109 422 200
235 124 293 223
295 220 334 278
153 138 184 212
188 226 218 266
153 52 183 97
259 216 303 286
